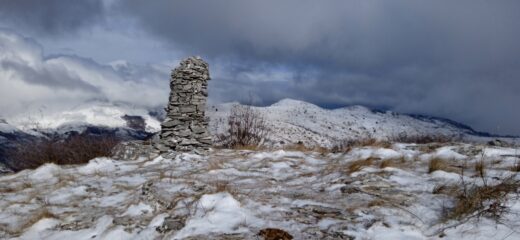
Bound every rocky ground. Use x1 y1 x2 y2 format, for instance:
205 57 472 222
0 143 519 239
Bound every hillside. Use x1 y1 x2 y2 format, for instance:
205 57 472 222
208 99 513 148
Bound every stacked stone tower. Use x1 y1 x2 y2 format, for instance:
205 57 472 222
156 56 212 152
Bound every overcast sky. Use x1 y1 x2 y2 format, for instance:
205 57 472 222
0 0 519 135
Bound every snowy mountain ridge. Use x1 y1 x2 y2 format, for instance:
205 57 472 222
209 99 515 147
0 98 516 147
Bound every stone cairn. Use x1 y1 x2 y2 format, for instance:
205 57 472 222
155 56 212 152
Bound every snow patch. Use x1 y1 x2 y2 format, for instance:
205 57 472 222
174 192 262 239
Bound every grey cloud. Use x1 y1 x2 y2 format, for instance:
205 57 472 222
0 59 100 92
0 0 105 35
0 30 169 119
116 0 520 135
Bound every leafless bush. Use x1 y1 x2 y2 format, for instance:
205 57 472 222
215 105 268 148
6 134 119 171
392 132 456 144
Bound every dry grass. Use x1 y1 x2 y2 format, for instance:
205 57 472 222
474 159 486 178
347 158 377 173
367 199 386 208
233 145 265 151
0 208 57 236
332 138 392 153
207 158 225 170
511 161 520 172
283 143 329 155
428 158 459 174
379 157 406 169
444 176 519 221
0 186 17 193
17 208 57 234
208 179 239 197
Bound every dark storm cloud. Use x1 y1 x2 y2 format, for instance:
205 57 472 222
0 0 105 35
116 0 520 135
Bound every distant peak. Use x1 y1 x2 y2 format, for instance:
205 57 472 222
271 98 319 108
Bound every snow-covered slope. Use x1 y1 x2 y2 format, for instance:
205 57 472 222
208 99 511 147
1 145 519 239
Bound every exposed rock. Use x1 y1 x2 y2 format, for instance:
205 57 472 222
156 56 212 152
121 115 146 131
156 216 186 233
111 140 159 160
488 139 508 147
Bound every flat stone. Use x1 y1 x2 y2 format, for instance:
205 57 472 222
161 120 182 128
180 106 196 113
179 139 200 146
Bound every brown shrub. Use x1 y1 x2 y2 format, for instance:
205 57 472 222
392 133 455 144
215 105 269 148
6 134 119 171
432 184 460 195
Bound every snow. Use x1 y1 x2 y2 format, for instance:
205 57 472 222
28 163 61 183
174 192 261 239
0 144 519 239
123 202 153 216
418 146 468 162
78 157 118 175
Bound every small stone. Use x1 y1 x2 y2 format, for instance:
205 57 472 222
156 216 185 233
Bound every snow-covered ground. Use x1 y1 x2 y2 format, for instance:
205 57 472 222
1 144 519 239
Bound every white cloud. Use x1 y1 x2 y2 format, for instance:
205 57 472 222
0 30 169 120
